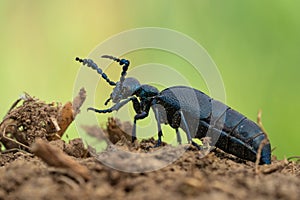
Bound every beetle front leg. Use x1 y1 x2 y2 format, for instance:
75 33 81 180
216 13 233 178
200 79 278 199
87 96 138 113
132 111 149 142
156 130 163 147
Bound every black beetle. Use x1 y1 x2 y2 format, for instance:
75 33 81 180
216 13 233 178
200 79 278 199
75 55 271 164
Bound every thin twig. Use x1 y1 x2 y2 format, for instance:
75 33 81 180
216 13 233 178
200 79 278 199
255 109 270 174
2 124 30 150
287 156 300 162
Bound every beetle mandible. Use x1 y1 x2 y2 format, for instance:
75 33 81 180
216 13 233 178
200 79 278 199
75 55 271 164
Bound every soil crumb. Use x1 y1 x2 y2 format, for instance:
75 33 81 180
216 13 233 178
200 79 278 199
0 117 299 200
0 89 85 151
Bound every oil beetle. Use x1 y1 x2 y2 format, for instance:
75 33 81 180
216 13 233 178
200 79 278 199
75 55 271 164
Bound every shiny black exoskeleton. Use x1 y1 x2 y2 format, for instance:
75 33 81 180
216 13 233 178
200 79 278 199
75 55 271 164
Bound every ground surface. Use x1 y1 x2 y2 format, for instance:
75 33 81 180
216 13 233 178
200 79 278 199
0 130 300 200
0 95 299 200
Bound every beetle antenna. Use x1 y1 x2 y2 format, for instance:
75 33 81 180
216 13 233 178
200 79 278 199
101 55 130 86
75 57 116 86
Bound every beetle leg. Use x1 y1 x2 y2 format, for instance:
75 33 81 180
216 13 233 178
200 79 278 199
131 97 141 113
88 96 138 113
179 111 192 142
104 97 111 105
132 122 137 142
155 130 163 147
191 140 203 150
88 96 143 143
179 111 202 150
132 111 149 142
175 128 182 144
153 107 163 147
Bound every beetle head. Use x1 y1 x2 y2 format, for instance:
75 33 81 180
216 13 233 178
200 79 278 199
76 55 140 105
110 77 141 103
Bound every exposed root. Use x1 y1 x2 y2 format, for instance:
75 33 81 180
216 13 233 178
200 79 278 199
31 138 91 180
260 158 289 174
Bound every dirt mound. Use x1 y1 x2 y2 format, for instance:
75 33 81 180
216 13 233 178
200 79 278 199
0 136 299 200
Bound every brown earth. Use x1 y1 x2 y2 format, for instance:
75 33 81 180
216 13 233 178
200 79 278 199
0 93 299 200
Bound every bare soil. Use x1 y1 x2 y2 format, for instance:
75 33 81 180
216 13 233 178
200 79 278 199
0 94 299 200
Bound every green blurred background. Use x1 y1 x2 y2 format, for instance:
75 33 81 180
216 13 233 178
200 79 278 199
0 0 299 159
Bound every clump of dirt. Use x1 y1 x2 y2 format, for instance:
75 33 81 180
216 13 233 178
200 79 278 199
0 95 300 200
0 89 86 150
0 94 61 149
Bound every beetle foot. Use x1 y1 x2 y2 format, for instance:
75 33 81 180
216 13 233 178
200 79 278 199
153 139 162 148
191 140 204 151
130 136 139 149
131 135 137 143
146 139 162 150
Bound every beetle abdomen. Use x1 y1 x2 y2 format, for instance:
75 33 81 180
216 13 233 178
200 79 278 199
198 117 271 164
212 106 271 164
159 86 271 164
